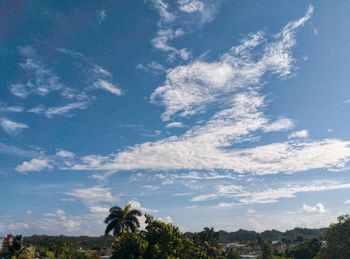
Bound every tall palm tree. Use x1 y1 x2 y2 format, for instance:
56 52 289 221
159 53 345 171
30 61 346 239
104 204 142 236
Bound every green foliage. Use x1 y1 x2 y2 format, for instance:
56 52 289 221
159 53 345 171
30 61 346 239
23 235 113 252
111 214 210 259
257 234 273 259
224 247 241 259
0 235 24 258
57 244 90 259
44 250 56 259
291 243 312 259
212 228 326 243
316 214 350 258
191 227 224 257
112 232 147 259
143 214 183 258
290 237 321 259
104 204 142 236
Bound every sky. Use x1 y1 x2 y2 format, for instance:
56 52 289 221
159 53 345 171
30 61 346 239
1 0 350 236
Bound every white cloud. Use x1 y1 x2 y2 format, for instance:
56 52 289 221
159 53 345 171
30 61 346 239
89 206 109 214
143 184 160 191
43 209 81 232
217 202 235 208
150 15 305 121
0 104 24 113
10 46 65 98
165 122 185 128
152 0 176 23
126 200 159 230
66 186 118 205
288 130 309 139
178 0 204 13
16 158 52 173
127 199 159 213
131 171 238 185
302 203 327 214
136 61 165 72
10 84 29 98
52 6 348 177
151 28 190 61
97 9 107 24
150 0 223 61
45 208 66 218
56 149 75 159
11 46 123 118
262 118 294 132
95 80 122 96
158 216 173 224
191 182 350 204
29 102 89 118
0 118 28 134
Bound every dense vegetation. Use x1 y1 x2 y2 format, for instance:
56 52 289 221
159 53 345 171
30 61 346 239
184 227 326 243
1 204 350 258
22 227 324 250
23 235 113 251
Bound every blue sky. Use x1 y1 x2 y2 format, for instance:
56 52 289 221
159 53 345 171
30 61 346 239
1 0 350 236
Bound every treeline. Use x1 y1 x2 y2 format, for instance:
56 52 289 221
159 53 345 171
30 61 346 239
186 227 326 243
3 203 350 258
22 226 326 249
23 235 113 251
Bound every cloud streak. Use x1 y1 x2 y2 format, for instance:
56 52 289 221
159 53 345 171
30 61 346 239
0 118 28 134
191 182 350 205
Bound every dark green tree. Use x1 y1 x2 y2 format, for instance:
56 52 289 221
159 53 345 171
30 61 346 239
193 227 220 257
316 214 350 258
291 237 321 259
292 243 312 259
111 215 210 259
307 237 321 257
0 235 24 258
256 234 273 259
111 232 148 259
104 203 142 236
225 247 241 259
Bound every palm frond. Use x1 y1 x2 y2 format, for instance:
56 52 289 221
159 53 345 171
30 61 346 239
128 209 142 217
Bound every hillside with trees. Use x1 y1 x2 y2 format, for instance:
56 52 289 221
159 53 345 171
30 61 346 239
1 204 349 258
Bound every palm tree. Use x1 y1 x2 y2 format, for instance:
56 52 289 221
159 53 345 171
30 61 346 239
104 204 142 236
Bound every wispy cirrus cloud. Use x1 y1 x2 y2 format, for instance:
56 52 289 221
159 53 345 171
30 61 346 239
191 181 350 205
0 118 28 134
63 6 350 175
165 122 185 128
97 9 107 24
28 101 89 118
0 142 37 157
8 45 122 118
150 0 223 61
178 0 204 13
66 186 119 206
0 103 24 113
10 46 66 98
15 6 350 178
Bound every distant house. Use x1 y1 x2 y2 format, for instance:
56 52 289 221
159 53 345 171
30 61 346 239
225 242 261 258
